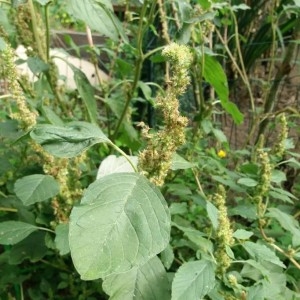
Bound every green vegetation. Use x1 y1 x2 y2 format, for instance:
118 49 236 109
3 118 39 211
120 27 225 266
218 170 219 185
0 0 300 299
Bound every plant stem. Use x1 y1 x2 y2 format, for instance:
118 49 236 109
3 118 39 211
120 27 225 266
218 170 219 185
231 11 255 115
40 259 71 273
44 2 51 62
28 0 45 61
112 0 153 140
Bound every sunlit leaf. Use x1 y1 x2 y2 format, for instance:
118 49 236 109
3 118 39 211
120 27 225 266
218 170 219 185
0 221 39 245
233 229 253 240
55 224 70 255
206 201 219 230
97 155 138 179
171 153 197 170
67 0 127 42
266 208 300 247
202 54 243 124
9 231 48 264
30 122 110 158
243 241 286 268
69 173 170 279
71 66 98 124
102 256 171 299
172 260 215 300
237 177 258 187
14 175 59 206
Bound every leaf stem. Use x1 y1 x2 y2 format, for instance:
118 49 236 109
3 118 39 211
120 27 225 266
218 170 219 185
0 207 18 212
38 226 55 234
109 141 138 173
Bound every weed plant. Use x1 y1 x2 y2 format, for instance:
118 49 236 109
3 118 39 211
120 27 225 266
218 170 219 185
0 0 300 299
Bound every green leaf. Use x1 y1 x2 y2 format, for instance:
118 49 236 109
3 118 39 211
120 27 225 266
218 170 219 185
247 284 264 300
185 11 215 24
69 173 171 280
197 0 212 9
14 175 60 205
0 37 7 51
172 260 215 300
171 153 197 170
202 54 243 124
271 170 286 184
9 231 48 264
0 221 39 245
160 244 174 270
27 57 49 75
96 155 138 179
55 224 70 255
206 201 219 230
102 256 171 300
294 0 300 6
212 128 227 143
71 66 98 124
229 204 257 220
269 187 297 204
232 4 250 11
172 223 213 255
67 0 127 42
233 229 253 240
261 271 287 300
170 203 188 215
30 121 110 158
243 241 286 268
41 106 64 126
266 207 300 247
212 175 244 192
241 259 270 280
237 177 258 187
138 81 153 103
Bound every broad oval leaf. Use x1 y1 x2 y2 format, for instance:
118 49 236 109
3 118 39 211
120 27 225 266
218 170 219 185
30 121 110 158
14 174 60 205
171 153 196 170
102 256 171 300
172 260 215 300
243 241 286 268
237 177 258 187
0 221 39 245
67 0 127 42
69 173 171 280
266 207 300 247
233 229 254 240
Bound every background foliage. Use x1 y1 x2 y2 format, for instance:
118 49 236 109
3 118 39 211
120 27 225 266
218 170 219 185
0 0 300 299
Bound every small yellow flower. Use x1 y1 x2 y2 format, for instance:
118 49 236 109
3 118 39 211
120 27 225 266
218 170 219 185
217 150 227 158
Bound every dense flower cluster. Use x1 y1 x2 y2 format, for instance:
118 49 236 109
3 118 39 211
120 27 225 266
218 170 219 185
138 43 193 186
212 185 234 275
1 43 37 130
